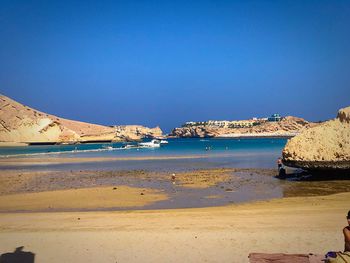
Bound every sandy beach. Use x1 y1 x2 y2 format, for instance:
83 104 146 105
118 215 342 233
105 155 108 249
0 164 349 262
0 192 349 262
0 186 168 212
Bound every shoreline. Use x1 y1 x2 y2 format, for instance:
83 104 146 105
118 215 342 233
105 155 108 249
0 135 293 148
1 167 350 212
0 168 276 212
1 148 349 262
0 152 275 166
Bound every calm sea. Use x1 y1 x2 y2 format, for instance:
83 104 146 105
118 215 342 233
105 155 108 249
0 138 288 171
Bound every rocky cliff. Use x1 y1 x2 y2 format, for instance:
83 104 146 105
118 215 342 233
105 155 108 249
170 116 317 138
282 106 350 170
114 125 163 141
0 95 163 145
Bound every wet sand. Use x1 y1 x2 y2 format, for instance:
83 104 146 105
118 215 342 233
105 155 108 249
0 186 167 212
0 154 217 166
1 168 350 211
0 168 236 195
0 152 276 167
0 162 349 262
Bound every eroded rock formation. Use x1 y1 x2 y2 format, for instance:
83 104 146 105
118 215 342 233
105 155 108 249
114 125 163 141
282 106 350 170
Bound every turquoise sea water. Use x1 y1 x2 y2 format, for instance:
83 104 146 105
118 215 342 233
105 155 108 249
0 138 288 171
0 138 287 157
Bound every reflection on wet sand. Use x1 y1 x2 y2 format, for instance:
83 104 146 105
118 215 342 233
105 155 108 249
0 167 349 211
278 168 350 197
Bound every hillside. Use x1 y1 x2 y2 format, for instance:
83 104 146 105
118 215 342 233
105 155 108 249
0 95 162 145
170 116 319 138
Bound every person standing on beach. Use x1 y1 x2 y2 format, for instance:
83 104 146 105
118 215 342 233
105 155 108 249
277 158 282 170
344 210 350 252
276 158 286 177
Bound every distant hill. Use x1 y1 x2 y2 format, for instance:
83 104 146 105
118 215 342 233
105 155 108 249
0 95 162 146
169 116 320 138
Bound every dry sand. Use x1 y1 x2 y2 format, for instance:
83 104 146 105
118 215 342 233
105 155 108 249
1 192 349 263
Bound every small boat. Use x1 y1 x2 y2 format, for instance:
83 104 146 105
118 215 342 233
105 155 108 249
102 145 114 150
123 144 138 149
138 139 161 148
160 140 168 144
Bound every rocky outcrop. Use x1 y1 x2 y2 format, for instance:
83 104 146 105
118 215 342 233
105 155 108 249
170 126 220 138
337 107 350 123
0 95 163 145
170 116 317 138
282 106 350 170
114 125 163 141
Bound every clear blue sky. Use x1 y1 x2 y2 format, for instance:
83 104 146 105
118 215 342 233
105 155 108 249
1 0 349 132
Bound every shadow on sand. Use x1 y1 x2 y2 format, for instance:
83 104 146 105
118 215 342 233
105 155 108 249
0 247 35 263
276 167 350 181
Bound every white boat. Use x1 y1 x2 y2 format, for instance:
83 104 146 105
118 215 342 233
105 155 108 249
160 140 168 144
138 139 161 148
102 145 114 150
123 144 138 149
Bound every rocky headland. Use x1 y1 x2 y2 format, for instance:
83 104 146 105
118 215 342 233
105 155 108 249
170 116 318 138
282 106 350 170
0 95 162 146
114 125 163 141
